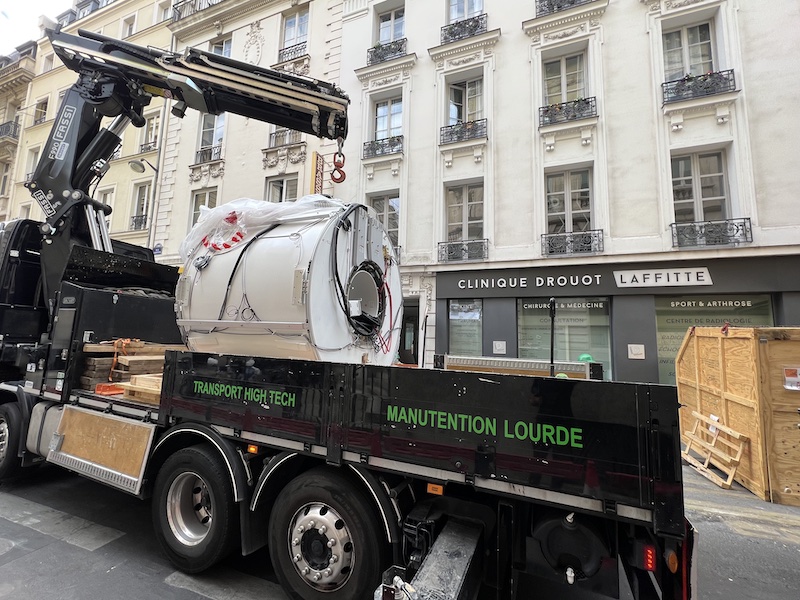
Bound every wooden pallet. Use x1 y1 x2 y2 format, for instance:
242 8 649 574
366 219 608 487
117 374 163 406
682 410 749 489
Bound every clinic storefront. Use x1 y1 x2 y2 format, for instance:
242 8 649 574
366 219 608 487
435 255 800 384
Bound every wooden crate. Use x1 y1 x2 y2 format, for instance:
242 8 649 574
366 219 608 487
675 327 800 506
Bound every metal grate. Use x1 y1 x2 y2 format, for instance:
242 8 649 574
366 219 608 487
439 118 487 145
438 239 488 262
539 97 597 126
542 230 604 255
441 13 488 44
662 70 736 104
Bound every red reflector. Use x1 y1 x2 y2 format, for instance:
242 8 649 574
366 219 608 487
643 545 657 572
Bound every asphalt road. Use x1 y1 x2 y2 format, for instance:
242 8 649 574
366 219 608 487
0 463 798 599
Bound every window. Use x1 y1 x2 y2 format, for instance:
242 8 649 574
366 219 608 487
265 176 298 203
270 126 301 147
543 54 585 105
518 297 612 378
131 183 151 230
141 113 160 152
283 9 309 48
378 8 405 44
122 15 135 38
26 148 40 181
56 90 68 112
98 189 114 209
663 23 713 81
192 188 218 225
449 299 482 356
375 98 402 140
0 163 9 196
671 152 727 223
19 204 31 220
449 79 482 125
33 99 48 125
76 4 92 19
157 1 172 22
42 54 54 73
546 169 592 234
211 37 232 57
198 113 225 161
449 0 483 22
446 183 483 242
370 195 399 247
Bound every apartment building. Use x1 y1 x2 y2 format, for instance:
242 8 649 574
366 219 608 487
337 0 800 382
5 0 799 383
0 41 37 222
7 0 172 249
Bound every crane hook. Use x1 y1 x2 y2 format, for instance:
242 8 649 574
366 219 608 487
331 137 346 183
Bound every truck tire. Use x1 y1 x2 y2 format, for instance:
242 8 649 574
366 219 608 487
152 444 237 573
268 467 387 600
0 403 22 480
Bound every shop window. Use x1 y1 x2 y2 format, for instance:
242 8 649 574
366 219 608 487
370 194 399 247
517 298 611 379
192 188 217 226
654 295 774 385
449 299 482 356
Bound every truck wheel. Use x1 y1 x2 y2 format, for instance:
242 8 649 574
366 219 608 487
152 444 237 573
0 403 22 480
268 467 387 600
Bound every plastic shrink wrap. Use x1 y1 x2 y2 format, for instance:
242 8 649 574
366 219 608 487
175 195 402 365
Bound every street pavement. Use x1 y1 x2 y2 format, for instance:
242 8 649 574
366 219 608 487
0 463 797 599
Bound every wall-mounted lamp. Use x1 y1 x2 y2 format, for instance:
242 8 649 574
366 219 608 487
128 158 159 174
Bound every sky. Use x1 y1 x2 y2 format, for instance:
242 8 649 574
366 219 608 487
0 1 74 56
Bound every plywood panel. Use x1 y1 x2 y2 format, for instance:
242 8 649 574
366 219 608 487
56 407 152 478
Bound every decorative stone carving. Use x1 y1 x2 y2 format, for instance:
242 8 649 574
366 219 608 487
448 53 480 67
244 21 264 66
544 24 585 41
665 0 704 9
262 146 307 174
189 162 225 186
372 75 400 88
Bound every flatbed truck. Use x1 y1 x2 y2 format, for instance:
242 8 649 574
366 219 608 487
0 29 695 600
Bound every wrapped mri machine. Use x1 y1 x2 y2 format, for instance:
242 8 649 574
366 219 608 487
176 195 402 365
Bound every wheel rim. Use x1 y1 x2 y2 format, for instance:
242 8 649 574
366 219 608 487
287 502 355 591
0 418 8 463
165 471 213 546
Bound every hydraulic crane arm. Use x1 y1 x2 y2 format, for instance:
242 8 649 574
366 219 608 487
24 28 349 313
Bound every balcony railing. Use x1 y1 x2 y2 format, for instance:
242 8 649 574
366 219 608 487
662 69 736 104
33 115 47 126
363 135 404 159
195 144 223 164
172 0 225 22
0 121 21 140
539 97 597 126
278 42 308 64
139 141 157 153
536 0 595 17
269 129 302 147
367 38 407 65
440 118 487 144
438 239 489 263
670 218 752 248
542 229 604 255
130 214 147 231
441 13 488 44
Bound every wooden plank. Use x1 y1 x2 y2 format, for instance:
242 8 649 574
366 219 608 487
116 355 166 367
129 374 162 391
117 382 161 406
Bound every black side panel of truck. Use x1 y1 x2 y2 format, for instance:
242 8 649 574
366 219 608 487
163 353 685 537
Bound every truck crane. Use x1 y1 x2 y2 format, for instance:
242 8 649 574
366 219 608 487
0 29 695 600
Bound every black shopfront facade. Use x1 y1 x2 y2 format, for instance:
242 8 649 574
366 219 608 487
435 255 800 384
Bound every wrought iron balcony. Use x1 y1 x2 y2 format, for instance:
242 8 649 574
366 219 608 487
130 214 147 231
539 97 597 126
195 144 223 164
441 13 488 44
363 135 404 159
269 129 302 147
440 118 487 145
172 0 225 22
438 239 489 263
367 38 407 65
33 115 47 126
662 69 736 104
278 42 308 64
536 0 595 17
542 229 604 256
670 218 752 248
139 141 157 153
0 121 20 140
